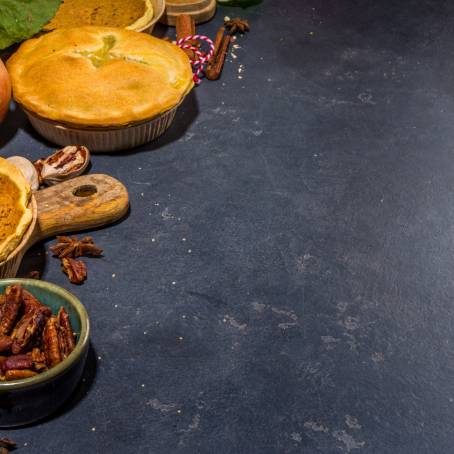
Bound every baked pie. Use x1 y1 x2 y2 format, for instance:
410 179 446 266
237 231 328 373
0 157 33 263
7 27 194 127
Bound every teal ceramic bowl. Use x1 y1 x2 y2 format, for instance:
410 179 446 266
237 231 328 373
0 279 89 427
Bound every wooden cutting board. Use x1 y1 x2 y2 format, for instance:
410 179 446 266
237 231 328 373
0 174 129 279
160 0 216 26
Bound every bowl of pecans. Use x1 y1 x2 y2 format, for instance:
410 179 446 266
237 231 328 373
0 279 89 427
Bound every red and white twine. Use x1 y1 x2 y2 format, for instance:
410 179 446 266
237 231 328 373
176 35 215 85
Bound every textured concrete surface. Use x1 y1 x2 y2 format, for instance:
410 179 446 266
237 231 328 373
2 0 454 452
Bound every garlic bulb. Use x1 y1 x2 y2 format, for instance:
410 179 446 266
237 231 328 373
6 156 39 191
34 145 90 186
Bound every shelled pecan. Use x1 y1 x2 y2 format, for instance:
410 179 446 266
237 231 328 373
0 295 5 320
61 258 87 284
22 289 51 316
3 354 33 371
11 307 49 354
5 369 37 381
31 348 47 371
0 285 22 336
43 317 62 367
25 270 41 279
58 308 76 359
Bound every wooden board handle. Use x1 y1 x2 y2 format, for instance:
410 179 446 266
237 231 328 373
32 174 129 242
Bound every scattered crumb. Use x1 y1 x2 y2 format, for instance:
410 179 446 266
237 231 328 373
151 238 156 242
291 432 302 443
98 356 102 360
114 304 118 308
144 331 147 334
138 167 142 170
177 336 184 341
91 427 96 432
182 238 187 242
141 384 145 388
177 409 182 414
140 193 144 197
182 315 186 319
188 249 192 253
172 281 176 285
112 273 116 278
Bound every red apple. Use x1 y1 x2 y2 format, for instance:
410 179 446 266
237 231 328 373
0 59 11 122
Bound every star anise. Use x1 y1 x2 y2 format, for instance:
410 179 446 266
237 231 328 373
50 236 103 259
224 17 250 35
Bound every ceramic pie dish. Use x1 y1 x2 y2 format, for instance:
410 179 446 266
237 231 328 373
0 279 89 427
7 26 193 152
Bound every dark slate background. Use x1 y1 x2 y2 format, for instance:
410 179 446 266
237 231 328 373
2 0 454 452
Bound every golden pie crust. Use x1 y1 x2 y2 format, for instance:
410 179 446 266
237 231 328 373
0 157 32 263
44 0 153 30
7 27 194 127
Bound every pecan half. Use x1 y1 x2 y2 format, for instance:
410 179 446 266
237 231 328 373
0 295 5 320
57 307 76 359
61 257 87 284
43 317 61 367
11 307 49 354
0 285 22 336
30 348 47 371
5 369 37 381
3 354 33 371
22 289 52 317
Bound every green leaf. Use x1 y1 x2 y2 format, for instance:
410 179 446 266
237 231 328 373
0 0 62 50
217 0 262 7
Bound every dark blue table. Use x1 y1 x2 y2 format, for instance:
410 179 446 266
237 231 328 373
2 1 454 452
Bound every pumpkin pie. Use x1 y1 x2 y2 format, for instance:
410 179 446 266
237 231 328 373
7 27 194 127
0 158 32 263
44 0 154 30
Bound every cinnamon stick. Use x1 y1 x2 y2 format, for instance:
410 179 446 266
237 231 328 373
176 14 196 60
206 33 231 81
